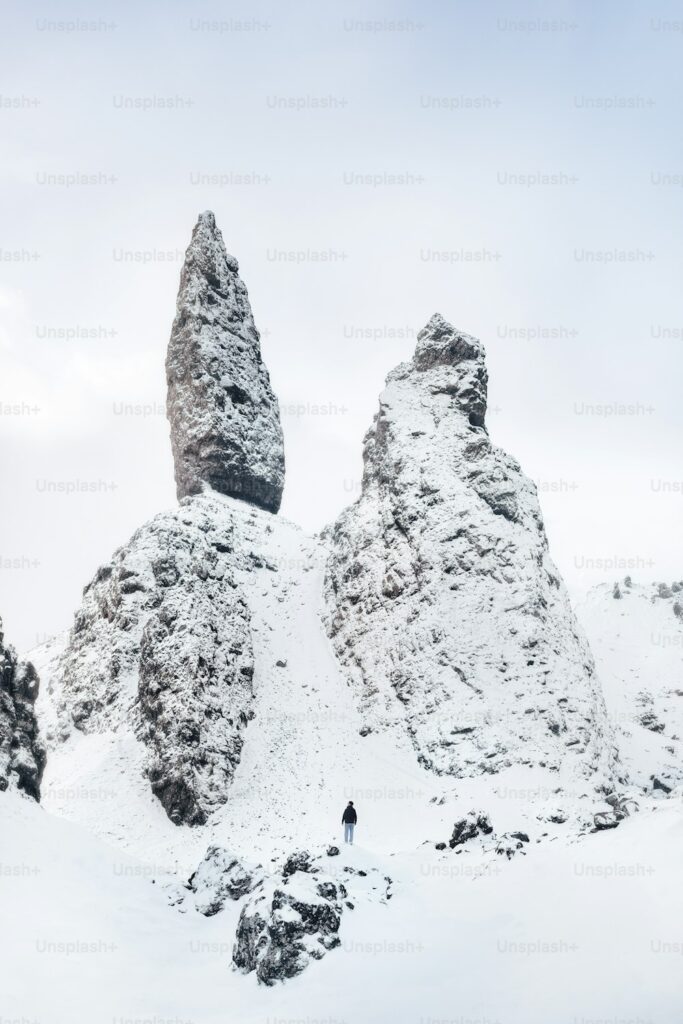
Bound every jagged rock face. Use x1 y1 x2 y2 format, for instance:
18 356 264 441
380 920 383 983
324 314 617 791
166 211 285 513
49 495 255 825
0 619 45 799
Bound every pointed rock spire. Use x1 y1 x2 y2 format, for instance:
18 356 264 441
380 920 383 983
324 313 616 794
166 211 285 512
413 313 488 427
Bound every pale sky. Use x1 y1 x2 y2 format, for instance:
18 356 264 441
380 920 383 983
1 0 682 653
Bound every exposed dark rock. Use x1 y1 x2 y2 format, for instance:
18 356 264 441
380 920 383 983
233 871 343 985
496 833 529 859
593 817 620 832
638 710 665 734
0 619 45 800
282 850 316 877
166 211 285 513
231 850 388 984
449 810 493 848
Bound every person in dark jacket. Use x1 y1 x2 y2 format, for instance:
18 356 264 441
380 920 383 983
342 801 357 844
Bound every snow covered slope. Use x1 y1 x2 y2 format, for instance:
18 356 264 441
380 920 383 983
32 491 612 876
2 786 682 1024
324 314 618 795
577 578 683 791
33 493 444 870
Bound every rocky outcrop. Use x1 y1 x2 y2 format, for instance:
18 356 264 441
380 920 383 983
233 870 345 985
449 811 493 849
0 618 45 799
166 211 285 513
324 314 617 792
189 846 263 915
47 494 256 825
232 850 391 985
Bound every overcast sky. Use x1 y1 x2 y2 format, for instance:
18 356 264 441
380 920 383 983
1 0 682 653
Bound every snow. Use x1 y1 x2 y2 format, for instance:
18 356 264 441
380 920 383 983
13 507 683 1018
577 580 683 790
2 785 682 1023
31 494 446 872
5 311 682 1019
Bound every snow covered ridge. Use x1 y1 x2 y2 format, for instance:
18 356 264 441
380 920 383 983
0 617 45 799
577 577 683 793
166 210 285 513
324 313 618 793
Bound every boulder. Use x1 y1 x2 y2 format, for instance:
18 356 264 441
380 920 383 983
449 810 494 849
233 868 345 985
189 845 263 915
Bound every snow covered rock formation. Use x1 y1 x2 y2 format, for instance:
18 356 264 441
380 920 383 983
324 314 617 792
166 210 285 513
189 845 264 915
0 617 45 799
36 213 290 828
233 871 344 984
43 495 256 826
232 850 392 985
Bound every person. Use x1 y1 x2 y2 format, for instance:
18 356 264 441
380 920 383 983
342 800 357 844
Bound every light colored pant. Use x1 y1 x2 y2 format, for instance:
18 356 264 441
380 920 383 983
344 823 354 844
